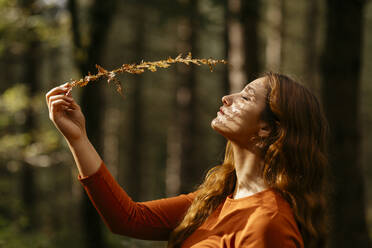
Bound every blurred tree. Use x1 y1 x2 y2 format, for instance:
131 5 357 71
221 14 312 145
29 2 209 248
265 0 286 71
0 50 16 92
164 0 201 195
303 0 319 88
242 0 261 82
321 0 370 247
128 1 146 201
226 0 246 92
176 0 201 194
19 0 42 231
225 0 261 86
223 0 230 95
68 0 117 247
0 0 20 92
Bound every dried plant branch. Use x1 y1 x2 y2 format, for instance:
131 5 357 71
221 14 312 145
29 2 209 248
66 52 227 97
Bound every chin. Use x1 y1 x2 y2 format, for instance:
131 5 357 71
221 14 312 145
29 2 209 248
211 118 219 131
211 118 228 137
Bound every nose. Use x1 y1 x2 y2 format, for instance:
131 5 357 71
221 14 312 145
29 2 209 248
222 95 231 105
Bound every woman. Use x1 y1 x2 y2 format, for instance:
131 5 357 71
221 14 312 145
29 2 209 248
46 72 329 247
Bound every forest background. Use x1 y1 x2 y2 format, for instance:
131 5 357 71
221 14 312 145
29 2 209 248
0 0 371 247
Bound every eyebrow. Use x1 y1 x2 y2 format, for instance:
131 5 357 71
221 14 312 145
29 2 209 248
244 85 255 94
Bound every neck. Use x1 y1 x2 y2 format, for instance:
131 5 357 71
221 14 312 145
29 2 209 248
231 142 268 199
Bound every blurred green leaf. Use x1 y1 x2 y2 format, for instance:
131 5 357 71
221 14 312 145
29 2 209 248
1 84 29 113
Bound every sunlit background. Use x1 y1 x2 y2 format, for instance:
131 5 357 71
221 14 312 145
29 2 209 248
0 0 371 247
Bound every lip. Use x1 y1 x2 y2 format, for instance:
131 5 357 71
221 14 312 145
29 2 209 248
219 107 225 115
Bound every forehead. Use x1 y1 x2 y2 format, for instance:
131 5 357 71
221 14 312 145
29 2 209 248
243 77 267 94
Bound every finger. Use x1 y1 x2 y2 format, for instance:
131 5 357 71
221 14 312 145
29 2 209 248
65 106 77 112
46 83 69 98
46 87 69 106
63 95 80 111
53 95 81 113
45 83 72 105
66 88 73 97
66 96 81 110
49 94 73 104
50 100 72 116
50 100 72 119
51 99 72 111
48 95 73 111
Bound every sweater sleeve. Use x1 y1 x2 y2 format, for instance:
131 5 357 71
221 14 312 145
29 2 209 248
78 161 195 241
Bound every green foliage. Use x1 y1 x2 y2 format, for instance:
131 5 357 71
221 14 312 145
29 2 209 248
0 84 61 164
1 84 29 112
0 83 76 246
0 214 53 248
0 0 68 57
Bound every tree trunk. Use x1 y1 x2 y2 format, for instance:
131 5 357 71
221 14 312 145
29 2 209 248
223 0 230 95
265 0 285 71
227 0 246 92
166 124 182 196
303 0 319 90
19 0 41 231
68 0 117 247
321 0 370 247
167 0 201 194
127 3 146 201
0 49 15 92
242 0 260 82
21 38 40 231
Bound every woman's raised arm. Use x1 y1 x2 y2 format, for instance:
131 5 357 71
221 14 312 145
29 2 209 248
45 83 101 177
45 83 195 240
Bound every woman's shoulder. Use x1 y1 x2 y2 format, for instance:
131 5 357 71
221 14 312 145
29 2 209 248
262 188 294 212
224 189 304 247
245 211 304 247
228 189 297 227
248 190 302 240
256 189 297 221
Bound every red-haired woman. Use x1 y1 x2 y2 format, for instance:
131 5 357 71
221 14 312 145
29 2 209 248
46 72 329 248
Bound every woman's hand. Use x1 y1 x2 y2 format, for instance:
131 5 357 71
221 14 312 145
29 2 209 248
46 83 87 144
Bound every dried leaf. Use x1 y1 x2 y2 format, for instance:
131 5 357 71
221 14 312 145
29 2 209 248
107 72 116 84
186 52 192 60
96 64 108 74
148 65 157 72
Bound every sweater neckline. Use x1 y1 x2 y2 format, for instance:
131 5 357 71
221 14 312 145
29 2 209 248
226 188 273 203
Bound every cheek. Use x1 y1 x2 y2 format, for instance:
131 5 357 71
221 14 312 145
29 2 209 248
238 115 260 136
211 101 258 137
229 100 258 128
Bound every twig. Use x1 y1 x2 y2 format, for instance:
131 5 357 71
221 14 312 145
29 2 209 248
66 52 227 97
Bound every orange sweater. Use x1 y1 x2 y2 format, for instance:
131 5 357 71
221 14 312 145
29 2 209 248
79 161 304 247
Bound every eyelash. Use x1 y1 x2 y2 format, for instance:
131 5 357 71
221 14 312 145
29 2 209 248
242 96 250 101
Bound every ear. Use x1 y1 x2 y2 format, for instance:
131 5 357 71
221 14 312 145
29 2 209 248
258 122 271 138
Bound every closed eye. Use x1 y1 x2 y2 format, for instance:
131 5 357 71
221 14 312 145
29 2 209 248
242 96 249 101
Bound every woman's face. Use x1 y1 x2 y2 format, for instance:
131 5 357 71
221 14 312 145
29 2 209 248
211 77 269 147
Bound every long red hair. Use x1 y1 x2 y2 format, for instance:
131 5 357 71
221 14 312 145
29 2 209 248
168 72 329 248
